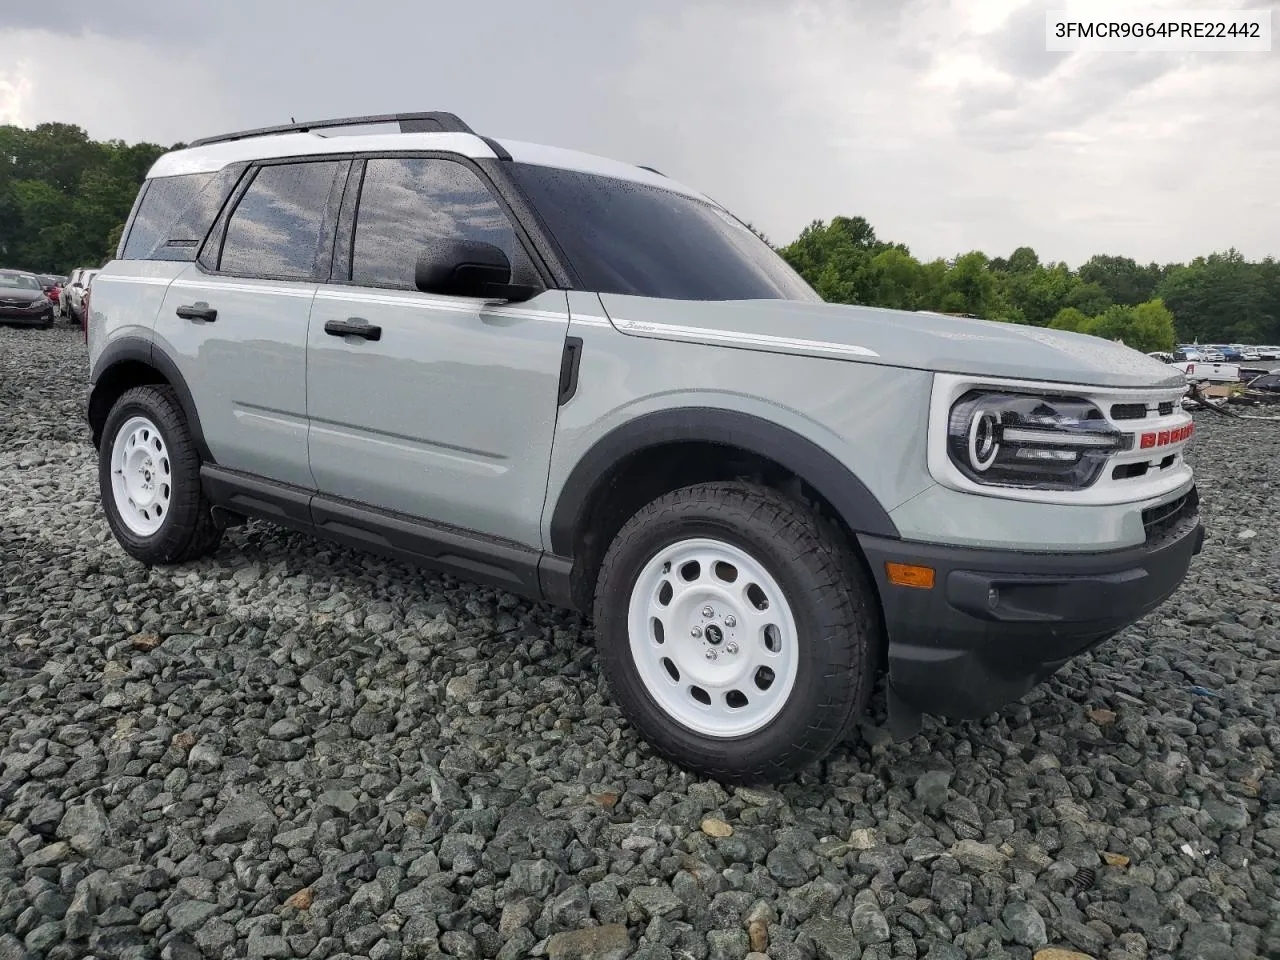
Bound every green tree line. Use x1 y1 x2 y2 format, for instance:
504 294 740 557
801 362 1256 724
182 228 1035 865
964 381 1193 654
779 216 1280 352
0 123 172 275
3 124 1277 351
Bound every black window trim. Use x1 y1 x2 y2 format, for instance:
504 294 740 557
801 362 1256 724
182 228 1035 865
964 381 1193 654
196 155 352 284
326 150 561 296
117 179 151 260
330 159 365 284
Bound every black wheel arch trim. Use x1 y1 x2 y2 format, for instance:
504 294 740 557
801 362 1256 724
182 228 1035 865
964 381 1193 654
89 337 213 462
548 407 900 555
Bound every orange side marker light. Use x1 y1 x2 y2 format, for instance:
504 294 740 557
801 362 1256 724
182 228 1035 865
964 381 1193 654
886 562 935 589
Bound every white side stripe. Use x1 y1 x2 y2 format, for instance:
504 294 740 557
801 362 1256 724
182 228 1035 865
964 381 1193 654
314 289 567 322
609 316 880 359
94 276 172 286
171 280 315 299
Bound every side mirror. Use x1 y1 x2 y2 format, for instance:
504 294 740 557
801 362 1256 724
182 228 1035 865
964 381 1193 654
414 238 537 302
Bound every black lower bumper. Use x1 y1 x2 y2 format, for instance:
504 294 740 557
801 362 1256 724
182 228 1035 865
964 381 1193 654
0 308 53 326
858 492 1204 723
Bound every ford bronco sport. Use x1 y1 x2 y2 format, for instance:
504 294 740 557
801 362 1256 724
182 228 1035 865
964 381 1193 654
86 112 1203 782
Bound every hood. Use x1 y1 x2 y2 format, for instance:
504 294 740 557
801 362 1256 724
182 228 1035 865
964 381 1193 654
597 294 1185 389
0 288 45 305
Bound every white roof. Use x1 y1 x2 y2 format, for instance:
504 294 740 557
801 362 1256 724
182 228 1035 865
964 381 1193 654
147 130 714 204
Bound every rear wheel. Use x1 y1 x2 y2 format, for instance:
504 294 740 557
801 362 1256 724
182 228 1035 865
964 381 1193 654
594 482 880 783
99 385 224 564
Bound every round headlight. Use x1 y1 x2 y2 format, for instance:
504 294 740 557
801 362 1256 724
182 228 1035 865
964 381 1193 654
967 408 1000 472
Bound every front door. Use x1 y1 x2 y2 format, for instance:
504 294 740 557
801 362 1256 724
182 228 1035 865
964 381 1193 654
306 156 568 549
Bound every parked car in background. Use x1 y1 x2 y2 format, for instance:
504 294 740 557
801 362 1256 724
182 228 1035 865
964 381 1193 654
1216 345 1243 362
59 269 84 316
37 274 65 309
1172 348 1239 383
0 269 57 327
1257 346 1280 360
62 268 98 323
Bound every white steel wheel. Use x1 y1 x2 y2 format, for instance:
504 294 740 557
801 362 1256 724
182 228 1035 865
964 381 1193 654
626 537 800 738
109 415 173 537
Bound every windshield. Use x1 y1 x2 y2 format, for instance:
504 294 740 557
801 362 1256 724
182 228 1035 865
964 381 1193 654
0 274 40 291
508 164 819 302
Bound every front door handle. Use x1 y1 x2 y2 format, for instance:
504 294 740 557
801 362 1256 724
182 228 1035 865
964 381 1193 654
176 302 217 322
324 317 382 341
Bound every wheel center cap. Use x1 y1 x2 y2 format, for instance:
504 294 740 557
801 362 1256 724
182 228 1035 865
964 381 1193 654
705 624 724 645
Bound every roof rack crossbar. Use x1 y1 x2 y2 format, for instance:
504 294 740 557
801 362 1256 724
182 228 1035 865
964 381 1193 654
189 112 475 147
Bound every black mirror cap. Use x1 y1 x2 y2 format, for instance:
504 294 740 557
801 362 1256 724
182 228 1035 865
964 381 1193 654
414 238 538 302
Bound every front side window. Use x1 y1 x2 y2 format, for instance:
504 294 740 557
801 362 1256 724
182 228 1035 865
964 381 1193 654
220 161 344 280
507 163 819 302
351 157 530 290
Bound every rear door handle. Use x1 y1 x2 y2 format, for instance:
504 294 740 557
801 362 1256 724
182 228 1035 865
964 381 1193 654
176 303 217 322
324 317 382 341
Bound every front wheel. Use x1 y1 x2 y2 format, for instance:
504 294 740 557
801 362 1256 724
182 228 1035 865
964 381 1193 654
99 385 224 564
594 482 880 783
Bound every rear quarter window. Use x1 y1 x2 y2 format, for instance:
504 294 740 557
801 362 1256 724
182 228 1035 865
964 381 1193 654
121 167 243 261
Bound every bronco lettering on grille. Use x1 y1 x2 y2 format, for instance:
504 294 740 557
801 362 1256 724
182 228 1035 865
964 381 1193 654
1138 423 1194 450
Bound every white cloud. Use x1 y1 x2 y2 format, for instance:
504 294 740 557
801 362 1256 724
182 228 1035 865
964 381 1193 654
0 61 33 126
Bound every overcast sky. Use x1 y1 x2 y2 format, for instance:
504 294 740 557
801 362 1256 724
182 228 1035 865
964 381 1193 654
1 0 1276 267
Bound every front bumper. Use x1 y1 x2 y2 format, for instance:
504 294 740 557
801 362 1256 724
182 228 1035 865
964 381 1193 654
858 488 1203 722
0 304 53 325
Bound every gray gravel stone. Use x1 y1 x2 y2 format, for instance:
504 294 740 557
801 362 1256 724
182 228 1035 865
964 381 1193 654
167 900 221 933
546 923 631 960
851 889 890 945
707 928 750 960
914 770 952 812
628 883 685 920
800 916 856 960
1001 900 1047 948
1203 794 1250 832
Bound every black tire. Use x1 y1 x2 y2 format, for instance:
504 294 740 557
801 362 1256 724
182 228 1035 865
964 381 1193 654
98 385 224 565
593 481 881 783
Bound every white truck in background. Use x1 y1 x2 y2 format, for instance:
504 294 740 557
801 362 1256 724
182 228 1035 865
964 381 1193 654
1171 347 1239 383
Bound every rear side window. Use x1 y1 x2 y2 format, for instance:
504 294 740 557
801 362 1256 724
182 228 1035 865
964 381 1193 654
350 157 532 290
219 161 344 280
121 169 241 261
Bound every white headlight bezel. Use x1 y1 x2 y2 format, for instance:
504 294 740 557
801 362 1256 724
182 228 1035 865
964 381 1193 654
927 373 1194 506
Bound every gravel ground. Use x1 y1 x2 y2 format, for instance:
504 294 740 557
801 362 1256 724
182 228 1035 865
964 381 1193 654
1 323 1277 960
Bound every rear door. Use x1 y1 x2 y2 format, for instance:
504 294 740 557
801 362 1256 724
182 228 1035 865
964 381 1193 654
306 155 568 548
154 158 349 489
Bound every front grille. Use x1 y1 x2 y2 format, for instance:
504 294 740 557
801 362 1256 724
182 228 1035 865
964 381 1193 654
1113 453 1179 481
1141 488 1199 543
1110 401 1179 421
1111 403 1147 420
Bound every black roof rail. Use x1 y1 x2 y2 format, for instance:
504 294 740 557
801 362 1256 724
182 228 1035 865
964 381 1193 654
188 112 475 147
637 165 665 176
